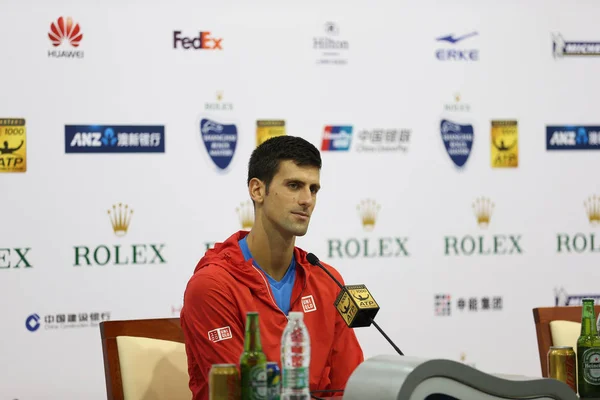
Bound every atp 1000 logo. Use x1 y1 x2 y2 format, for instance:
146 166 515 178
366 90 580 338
73 203 166 266
326 199 410 259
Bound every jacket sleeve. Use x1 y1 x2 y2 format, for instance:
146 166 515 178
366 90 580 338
181 271 245 399
327 278 365 396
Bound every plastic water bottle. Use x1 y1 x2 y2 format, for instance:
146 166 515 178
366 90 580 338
281 311 310 400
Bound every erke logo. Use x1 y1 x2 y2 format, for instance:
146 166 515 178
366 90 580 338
173 31 223 49
301 295 317 313
435 31 479 61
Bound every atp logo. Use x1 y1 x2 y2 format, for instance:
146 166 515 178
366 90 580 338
26 314 41 332
435 31 479 61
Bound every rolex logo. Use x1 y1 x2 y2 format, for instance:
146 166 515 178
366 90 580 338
472 197 494 228
107 203 133 237
216 91 223 101
357 199 380 231
236 201 254 231
584 195 600 225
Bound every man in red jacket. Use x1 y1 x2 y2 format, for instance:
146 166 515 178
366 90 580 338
181 135 364 399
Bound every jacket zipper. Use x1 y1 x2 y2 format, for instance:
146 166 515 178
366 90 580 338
251 265 287 318
289 276 308 310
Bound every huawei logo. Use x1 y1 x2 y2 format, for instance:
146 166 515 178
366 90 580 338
48 17 83 47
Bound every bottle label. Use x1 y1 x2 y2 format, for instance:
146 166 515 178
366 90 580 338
282 367 308 389
582 348 600 385
250 366 267 399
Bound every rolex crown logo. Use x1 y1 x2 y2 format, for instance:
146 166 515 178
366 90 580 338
584 195 600 225
236 201 254 230
107 203 133 237
472 197 494 228
216 91 223 101
357 199 380 231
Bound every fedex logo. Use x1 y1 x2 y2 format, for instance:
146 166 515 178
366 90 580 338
301 295 317 313
173 31 223 50
207 326 232 342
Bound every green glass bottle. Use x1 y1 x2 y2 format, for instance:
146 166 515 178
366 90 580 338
240 312 267 400
577 299 600 398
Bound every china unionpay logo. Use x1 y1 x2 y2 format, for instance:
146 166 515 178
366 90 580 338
321 125 353 151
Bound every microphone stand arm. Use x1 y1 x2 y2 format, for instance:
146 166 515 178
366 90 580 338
370 318 404 356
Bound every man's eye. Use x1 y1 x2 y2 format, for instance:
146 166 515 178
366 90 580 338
289 183 298 189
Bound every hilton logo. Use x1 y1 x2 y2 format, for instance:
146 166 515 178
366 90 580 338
557 195 600 253
444 197 523 256
73 203 166 266
327 199 409 258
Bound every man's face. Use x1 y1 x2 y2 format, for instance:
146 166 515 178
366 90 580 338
261 160 320 237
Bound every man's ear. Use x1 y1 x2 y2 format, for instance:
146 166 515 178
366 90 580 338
248 178 265 204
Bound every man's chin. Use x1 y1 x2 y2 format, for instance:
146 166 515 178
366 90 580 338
289 224 309 237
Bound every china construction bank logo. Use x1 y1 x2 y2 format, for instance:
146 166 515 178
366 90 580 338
546 125 600 150
26 311 110 332
444 197 523 256
554 287 600 306
65 125 165 153
441 94 474 168
72 203 166 267
48 16 84 58
553 33 600 58
326 199 409 259
0 118 26 172
435 31 479 61
556 195 600 253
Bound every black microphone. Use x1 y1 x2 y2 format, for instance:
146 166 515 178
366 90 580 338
306 252 404 356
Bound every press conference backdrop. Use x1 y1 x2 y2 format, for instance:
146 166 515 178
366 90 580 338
2 0 600 398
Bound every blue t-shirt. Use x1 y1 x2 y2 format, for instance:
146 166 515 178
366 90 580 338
238 236 296 315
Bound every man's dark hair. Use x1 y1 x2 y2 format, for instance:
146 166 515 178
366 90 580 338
247 135 322 191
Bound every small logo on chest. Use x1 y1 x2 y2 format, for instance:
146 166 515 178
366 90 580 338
301 295 317 313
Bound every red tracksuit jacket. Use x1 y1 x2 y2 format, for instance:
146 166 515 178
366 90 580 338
180 230 364 400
